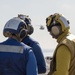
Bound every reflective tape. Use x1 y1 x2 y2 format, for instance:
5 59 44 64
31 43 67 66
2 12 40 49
0 45 23 53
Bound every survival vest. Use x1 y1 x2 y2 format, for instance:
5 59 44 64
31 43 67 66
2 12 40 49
48 34 75 75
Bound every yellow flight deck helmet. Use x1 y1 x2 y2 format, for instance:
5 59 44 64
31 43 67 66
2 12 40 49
46 13 70 32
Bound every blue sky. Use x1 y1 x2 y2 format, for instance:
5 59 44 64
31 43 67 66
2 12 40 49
0 0 75 50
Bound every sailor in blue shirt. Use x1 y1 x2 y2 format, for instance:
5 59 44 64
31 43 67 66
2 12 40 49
18 14 46 74
0 17 38 75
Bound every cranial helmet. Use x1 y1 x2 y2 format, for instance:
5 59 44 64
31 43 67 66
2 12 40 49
18 14 34 35
46 13 70 33
3 17 28 38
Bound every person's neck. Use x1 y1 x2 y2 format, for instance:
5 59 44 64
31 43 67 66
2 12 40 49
11 36 21 42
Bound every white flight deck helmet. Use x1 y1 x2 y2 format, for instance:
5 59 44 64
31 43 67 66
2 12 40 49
46 13 70 36
18 14 34 35
3 17 28 39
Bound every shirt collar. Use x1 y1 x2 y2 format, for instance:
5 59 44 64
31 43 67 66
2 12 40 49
57 29 70 43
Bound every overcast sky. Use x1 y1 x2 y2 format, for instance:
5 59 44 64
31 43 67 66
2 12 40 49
0 0 75 50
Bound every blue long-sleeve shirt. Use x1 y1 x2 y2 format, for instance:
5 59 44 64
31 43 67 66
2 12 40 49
22 36 46 74
0 38 38 75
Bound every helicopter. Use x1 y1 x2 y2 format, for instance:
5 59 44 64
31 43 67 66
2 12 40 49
40 25 45 30
35 24 45 30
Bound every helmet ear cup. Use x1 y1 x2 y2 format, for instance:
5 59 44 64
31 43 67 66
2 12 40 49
27 25 34 35
51 25 61 36
19 29 27 38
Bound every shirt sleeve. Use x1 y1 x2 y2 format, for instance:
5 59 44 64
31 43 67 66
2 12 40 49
52 45 71 75
26 50 38 75
33 43 46 73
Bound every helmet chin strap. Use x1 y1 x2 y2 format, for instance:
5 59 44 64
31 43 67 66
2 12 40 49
50 32 59 39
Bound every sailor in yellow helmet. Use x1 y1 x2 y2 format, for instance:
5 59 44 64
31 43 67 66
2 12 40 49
46 13 75 75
